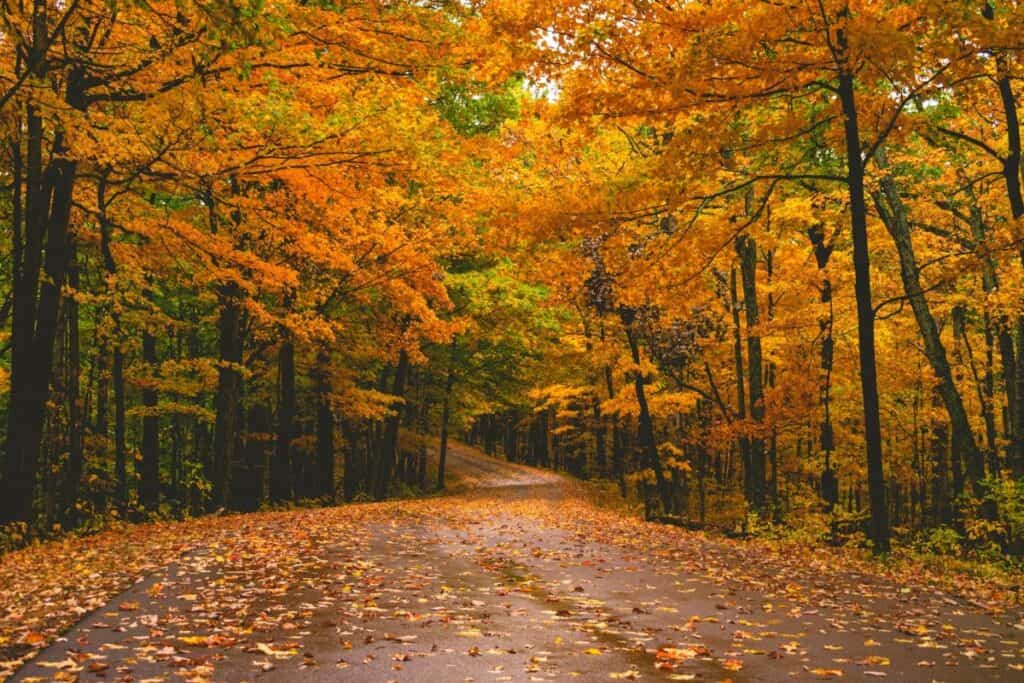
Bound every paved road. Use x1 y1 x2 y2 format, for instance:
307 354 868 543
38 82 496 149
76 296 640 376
11 443 1024 682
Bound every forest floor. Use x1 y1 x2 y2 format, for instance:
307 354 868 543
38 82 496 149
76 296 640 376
3 443 1024 682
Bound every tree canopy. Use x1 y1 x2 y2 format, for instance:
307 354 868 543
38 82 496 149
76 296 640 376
2 0 1024 566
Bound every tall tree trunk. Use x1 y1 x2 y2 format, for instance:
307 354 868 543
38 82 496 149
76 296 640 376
417 399 429 488
3 122 25 524
316 346 334 501
170 324 185 508
342 421 360 501
237 402 269 512
837 57 890 552
376 349 409 500
94 175 128 512
543 407 553 468
873 171 986 495
437 340 456 490
963 202 1003 474
623 312 672 515
984 1 1024 475
729 268 752 503
983 2 1024 220
2 107 78 525
807 225 839 509
271 332 295 503
592 398 607 476
212 285 242 509
2 102 39 526
931 392 952 526
981 314 999 474
140 324 160 510
113 347 127 510
737 235 766 514
60 240 84 528
598 321 627 494
171 412 183 510
95 337 109 439
186 311 206 515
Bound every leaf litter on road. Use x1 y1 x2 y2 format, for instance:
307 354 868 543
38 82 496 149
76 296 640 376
3 448 1024 682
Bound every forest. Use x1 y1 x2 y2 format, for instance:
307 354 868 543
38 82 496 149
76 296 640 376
6 0 1024 557
3 0 1024 598
7 1 1024 681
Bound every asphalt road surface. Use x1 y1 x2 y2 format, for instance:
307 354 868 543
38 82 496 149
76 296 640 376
12 442 1024 682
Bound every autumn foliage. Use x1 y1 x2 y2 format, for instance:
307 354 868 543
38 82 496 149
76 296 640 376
3 0 1024 568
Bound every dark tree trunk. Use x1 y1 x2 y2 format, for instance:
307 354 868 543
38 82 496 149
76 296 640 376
271 333 295 503
737 235 766 514
2 115 78 525
873 168 985 495
140 327 160 510
982 314 999 474
316 347 334 501
2 105 37 526
602 359 626 494
170 325 185 508
543 408 553 468
729 268 752 504
437 340 456 490
1015 326 1024 479
932 398 952 526
996 325 1018 467
984 1 1024 475
807 225 838 507
623 314 672 515
535 410 550 468
417 399 429 488
837 62 890 552
236 403 269 512
93 175 128 512
95 341 109 438
593 398 606 476
964 203 1002 474
212 285 242 509
186 314 206 515
342 421 360 501
113 348 127 511
985 0 1024 220
765 249 780 518
60 240 83 528
483 414 496 456
376 349 409 500
171 412 183 509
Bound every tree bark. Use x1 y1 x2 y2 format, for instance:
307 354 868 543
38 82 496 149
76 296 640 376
140 325 160 510
873 171 985 495
2 116 78 524
599 322 627 494
592 398 607 476
212 285 242 509
271 332 295 503
376 349 409 500
737 235 766 514
729 268 752 503
59 239 83 528
437 339 456 490
316 346 334 501
623 313 672 515
931 391 952 526
837 61 890 552
113 347 127 510
984 1 1024 475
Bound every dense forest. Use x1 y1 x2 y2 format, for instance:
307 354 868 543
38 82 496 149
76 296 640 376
2 0 1024 565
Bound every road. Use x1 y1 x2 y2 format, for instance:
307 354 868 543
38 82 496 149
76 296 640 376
10 442 1024 682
